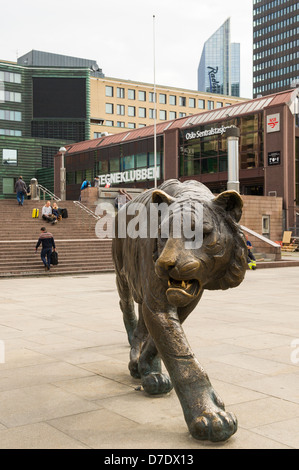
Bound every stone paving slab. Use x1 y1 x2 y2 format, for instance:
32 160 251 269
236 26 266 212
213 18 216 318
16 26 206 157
0 267 298 449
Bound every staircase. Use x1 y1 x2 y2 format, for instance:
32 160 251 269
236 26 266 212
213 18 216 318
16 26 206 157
0 199 114 277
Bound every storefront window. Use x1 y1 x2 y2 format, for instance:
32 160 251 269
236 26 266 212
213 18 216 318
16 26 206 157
121 155 135 171
179 113 264 177
136 153 147 168
98 160 108 174
110 157 120 172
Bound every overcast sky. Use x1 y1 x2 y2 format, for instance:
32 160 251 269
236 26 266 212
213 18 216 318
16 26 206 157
1 0 253 98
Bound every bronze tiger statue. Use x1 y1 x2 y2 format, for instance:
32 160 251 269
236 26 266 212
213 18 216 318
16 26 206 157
112 179 247 442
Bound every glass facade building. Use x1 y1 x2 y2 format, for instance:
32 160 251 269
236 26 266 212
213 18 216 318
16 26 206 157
253 0 299 97
197 18 240 97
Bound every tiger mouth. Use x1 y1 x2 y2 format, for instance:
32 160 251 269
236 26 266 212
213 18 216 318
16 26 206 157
166 278 201 307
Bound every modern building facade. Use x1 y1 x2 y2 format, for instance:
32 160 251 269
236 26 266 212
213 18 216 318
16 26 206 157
56 88 299 233
253 0 299 98
0 50 246 199
197 18 240 97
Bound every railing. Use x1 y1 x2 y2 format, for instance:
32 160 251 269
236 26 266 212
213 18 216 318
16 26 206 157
73 201 101 220
37 184 61 202
73 201 101 232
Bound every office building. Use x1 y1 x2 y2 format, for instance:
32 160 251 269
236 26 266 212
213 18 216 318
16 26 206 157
0 50 246 199
197 18 241 97
56 88 299 232
253 0 299 98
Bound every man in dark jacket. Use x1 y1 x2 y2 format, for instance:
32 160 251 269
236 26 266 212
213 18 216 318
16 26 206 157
35 227 56 271
15 176 27 206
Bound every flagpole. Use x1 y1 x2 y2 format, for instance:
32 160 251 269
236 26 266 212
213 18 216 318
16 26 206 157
153 14 157 188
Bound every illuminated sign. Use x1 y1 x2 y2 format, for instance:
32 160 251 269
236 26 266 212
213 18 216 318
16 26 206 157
267 113 280 133
98 166 160 186
185 126 235 141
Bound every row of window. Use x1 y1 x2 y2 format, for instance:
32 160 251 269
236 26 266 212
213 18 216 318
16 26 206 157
254 63 299 82
104 100 227 120
0 109 21 121
254 2 299 16
0 71 21 84
254 27 299 50
105 85 219 109
254 39 299 60
254 4 298 26
0 90 22 103
253 76 296 94
253 51 299 71
254 15 299 37
0 129 22 136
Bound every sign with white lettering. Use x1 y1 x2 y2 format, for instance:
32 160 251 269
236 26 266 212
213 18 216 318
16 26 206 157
98 166 160 186
267 113 280 133
184 126 235 141
268 151 281 166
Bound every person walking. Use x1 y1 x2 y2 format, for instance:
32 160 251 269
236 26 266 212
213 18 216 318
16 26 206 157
35 227 56 271
15 176 27 206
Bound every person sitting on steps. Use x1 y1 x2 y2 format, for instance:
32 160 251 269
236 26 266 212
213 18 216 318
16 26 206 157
42 201 57 224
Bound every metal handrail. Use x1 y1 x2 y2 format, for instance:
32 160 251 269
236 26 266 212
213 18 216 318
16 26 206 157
73 201 101 220
37 184 61 201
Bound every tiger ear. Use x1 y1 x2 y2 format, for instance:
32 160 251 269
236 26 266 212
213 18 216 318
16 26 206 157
213 190 243 222
152 189 175 206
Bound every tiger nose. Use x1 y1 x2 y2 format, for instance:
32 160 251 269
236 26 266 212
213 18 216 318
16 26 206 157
155 246 178 278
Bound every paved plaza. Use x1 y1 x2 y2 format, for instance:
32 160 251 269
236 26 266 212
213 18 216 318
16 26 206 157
0 266 299 449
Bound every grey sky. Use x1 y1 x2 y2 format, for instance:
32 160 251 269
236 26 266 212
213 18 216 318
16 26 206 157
1 0 253 98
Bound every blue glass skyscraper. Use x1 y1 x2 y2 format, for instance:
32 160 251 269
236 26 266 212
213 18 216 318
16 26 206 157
197 18 240 97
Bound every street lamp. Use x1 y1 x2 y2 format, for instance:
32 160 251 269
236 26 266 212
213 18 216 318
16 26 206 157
59 146 66 201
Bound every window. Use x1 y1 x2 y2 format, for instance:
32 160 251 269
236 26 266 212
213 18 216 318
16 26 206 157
0 71 21 83
138 90 146 101
117 121 125 127
0 91 21 103
159 94 166 104
179 112 186 117
138 107 146 118
2 177 15 194
128 106 136 117
208 100 214 110
105 120 114 126
169 111 177 120
0 110 21 121
3 148 17 165
149 109 156 119
138 124 146 128
149 92 156 102
117 87 125 98
128 89 135 100
105 103 114 114
117 104 125 115
216 102 223 108
169 95 176 105
105 86 113 97
179 96 186 106
198 99 205 109
189 98 195 108
0 129 21 136
159 110 167 120
128 122 136 129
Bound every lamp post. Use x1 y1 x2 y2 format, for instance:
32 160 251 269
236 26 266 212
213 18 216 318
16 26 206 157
59 146 66 201
226 127 240 193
